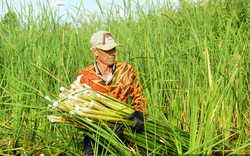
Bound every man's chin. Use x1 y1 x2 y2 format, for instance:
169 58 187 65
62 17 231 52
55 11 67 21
108 62 115 66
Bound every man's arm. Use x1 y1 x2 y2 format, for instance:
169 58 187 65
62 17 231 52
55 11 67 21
127 67 147 132
128 68 147 114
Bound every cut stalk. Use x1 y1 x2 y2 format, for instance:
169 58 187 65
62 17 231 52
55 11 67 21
75 106 122 117
70 111 128 122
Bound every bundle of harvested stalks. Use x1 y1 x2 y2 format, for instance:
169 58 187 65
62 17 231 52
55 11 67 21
45 81 189 155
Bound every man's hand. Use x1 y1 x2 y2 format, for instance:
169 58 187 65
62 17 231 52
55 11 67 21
114 124 124 137
129 111 144 132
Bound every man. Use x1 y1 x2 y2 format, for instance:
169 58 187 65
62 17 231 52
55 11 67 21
75 31 147 155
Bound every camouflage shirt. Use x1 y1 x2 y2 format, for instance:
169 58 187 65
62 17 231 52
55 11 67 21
75 61 147 113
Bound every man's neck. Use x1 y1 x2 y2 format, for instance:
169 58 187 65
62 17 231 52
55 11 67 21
96 60 113 79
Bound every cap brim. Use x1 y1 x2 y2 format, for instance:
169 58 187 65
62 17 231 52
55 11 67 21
96 43 121 51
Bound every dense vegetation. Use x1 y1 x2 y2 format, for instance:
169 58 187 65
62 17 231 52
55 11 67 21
0 0 250 155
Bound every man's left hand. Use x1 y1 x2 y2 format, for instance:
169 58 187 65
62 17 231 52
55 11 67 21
114 124 124 137
129 111 144 132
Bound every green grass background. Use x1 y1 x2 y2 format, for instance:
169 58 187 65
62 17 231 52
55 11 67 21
0 0 250 155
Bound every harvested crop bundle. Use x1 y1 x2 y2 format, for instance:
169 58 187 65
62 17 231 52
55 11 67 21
45 81 189 155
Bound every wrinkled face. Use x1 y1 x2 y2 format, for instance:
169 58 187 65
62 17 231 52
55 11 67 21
92 47 116 66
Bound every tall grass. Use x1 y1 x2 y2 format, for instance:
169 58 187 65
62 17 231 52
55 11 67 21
0 0 250 155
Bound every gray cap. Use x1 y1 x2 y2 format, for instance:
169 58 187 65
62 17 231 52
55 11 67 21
90 31 120 50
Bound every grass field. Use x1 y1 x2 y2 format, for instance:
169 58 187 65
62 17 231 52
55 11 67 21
0 0 250 155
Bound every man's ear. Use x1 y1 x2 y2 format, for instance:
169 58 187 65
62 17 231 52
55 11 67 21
91 48 99 57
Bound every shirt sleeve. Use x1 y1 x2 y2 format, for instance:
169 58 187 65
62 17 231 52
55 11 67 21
75 73 85 83
128 68 147 114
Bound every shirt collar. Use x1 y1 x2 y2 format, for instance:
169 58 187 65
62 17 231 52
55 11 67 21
94 60 116 84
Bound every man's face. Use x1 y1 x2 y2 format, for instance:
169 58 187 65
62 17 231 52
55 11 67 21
96 48 116 66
